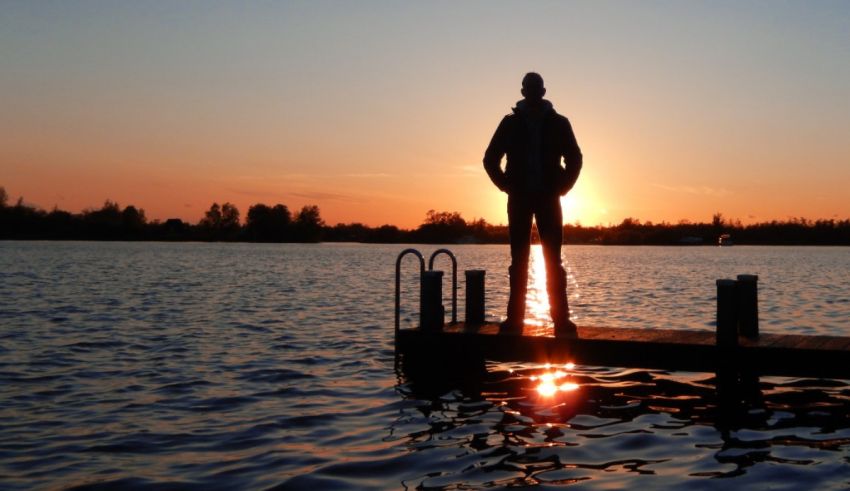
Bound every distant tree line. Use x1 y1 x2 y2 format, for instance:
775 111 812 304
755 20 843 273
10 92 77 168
2 186 850 245
0 186 326 242
563 213 850 246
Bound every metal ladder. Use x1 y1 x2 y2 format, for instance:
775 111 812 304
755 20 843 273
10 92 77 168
394 248 457 334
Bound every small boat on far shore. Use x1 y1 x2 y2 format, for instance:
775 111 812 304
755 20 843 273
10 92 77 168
718 234 734 246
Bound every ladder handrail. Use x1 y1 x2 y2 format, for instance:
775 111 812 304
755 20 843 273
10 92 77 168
428 249 457 325
395 248 425 334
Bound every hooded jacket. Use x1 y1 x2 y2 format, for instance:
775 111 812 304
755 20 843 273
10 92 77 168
483 99 582 197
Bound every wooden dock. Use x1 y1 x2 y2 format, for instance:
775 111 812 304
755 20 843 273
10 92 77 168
394 249 847 381
396 323 850 379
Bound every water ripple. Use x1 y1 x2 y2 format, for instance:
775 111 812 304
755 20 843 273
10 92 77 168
0 242 849 489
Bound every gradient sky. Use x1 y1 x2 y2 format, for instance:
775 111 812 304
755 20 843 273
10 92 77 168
2 1 849 228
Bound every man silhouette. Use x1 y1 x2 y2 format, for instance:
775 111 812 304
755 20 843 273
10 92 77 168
483 72 582 336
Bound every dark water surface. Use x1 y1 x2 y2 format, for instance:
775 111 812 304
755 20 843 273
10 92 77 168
1 242 849 489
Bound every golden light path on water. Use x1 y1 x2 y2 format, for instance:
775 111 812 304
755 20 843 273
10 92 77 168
525 245 581 333
513 247 583 396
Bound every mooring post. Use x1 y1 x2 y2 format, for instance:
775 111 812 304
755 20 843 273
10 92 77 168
464 269 486 325
421 270 445 331
428 249 458 324
716 279 739 393
716 279 738 348
736 274 759 338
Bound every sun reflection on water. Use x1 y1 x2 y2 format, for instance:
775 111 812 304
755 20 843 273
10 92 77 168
526 245 581 333
485 362 583 408
526 247 550 327
531 368 580 397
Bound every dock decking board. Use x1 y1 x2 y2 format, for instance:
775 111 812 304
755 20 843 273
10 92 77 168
396 323 850 379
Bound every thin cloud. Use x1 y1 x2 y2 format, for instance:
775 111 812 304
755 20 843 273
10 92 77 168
652 183 732 198
342 173 392 178
233 172 393 181
226 184 367 203
226 188 288 199
291 191 361 202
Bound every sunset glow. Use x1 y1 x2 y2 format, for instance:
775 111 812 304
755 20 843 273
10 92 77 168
2 3 849 227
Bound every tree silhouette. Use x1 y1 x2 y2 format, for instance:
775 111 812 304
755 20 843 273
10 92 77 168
220 202 240 239
197 202 241 240
246 203 291 242
200 203 222 229
221 203 239 227
82 200 123 239
293 205 324 242
121 205 147 238
416 209 468 243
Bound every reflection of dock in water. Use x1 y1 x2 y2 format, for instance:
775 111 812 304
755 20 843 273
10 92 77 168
397 322 850 379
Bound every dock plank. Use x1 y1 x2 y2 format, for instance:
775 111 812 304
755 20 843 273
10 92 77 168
822 337 850 352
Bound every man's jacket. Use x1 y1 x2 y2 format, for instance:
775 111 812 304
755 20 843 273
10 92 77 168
483 100 582 197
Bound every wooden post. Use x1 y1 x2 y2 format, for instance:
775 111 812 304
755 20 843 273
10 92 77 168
716 279 738 348
716 279 738 393
421 270 444 331
736 274 759 338
464 269 486 325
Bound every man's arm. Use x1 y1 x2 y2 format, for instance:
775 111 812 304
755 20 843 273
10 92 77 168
483 117 510 192
559 118 583 195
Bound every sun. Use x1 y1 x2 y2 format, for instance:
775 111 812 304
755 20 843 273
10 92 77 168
482 176 605 227
560 178 605 226
560 192 580 219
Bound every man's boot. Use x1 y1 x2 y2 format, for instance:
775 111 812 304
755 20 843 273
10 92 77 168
500 265 527 333
548 265 577 337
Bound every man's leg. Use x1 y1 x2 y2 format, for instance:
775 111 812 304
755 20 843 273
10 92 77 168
503 195 533 331
536 194 576 335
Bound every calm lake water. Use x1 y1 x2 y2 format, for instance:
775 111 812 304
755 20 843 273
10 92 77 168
1 241 850 490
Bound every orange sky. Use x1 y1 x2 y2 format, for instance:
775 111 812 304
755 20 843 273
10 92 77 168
2 3 849 228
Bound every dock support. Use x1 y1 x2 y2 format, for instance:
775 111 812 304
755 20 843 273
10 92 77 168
421 270 445 331
736 274 759 338
716 279 739 394
464 269 486 325
716 279 738 348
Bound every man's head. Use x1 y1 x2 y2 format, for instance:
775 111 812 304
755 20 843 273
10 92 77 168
521 72 546 101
